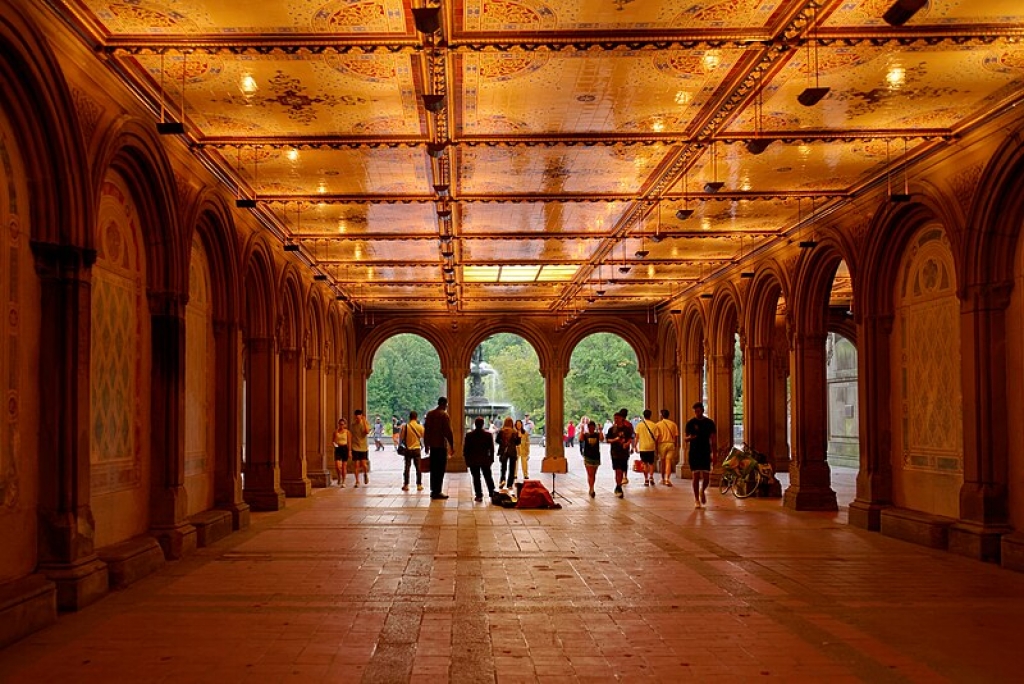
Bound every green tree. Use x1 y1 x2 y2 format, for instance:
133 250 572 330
367 334 443 421
566 333 642 424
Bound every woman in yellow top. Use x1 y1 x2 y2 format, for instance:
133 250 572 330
332 418 351 487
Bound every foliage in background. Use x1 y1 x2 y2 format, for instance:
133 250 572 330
366 332 642 434
565 333 642 425
366 334 443 422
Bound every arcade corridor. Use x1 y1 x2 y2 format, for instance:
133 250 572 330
1 462 1021 683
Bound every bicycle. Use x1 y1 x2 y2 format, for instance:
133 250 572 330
719 444 773 499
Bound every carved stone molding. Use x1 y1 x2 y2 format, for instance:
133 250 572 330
71 87 102 144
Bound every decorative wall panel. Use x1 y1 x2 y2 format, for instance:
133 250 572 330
185 236 214 513
90 179 144 495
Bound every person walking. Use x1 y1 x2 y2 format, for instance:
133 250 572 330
391 415 402 449
564 420 576 448
606 409 635 498
635 409 660 487
684 402 717 508
515 419 531 480
398 410 424 492
580 419 603 498
423 397 454 500
373 416 385 452
350 410 371 487
657 409 680 487
332 418 351 487
496 417 520 490
464 416 496 502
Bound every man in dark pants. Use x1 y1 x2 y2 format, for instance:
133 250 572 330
423 396 454 500
463 416 496 502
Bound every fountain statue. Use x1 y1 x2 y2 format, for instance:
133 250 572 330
464 346 513 428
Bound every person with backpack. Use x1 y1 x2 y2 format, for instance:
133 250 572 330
398 410 424 492
636 409 660 487
463 416 496 502
496 417 520 490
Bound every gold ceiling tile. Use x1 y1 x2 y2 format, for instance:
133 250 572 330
458 145 674 195
463 237 598 262
460 202 632 234
458 49 742 136
138 52 423 138
823 0 1024 27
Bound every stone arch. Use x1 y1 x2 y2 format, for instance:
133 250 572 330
745 262 791 348
188 193 240 325
554 318 653 377
453 320 552 380
0 0 91 247
794 235 858 337
92 118 184 298
276 266 304 351
356 318 451 374
706 285 742 356
240 236 277 340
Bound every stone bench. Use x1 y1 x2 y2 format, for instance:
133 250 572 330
188 509 234 547
880 507 956 550
96 536 165 589
0 574 56 648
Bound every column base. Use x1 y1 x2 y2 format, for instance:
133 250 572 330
772 453 791 473
848 500 886 531
1001 533 1024 572
308 469 331 488
447 454 468 472
783 484 838 511
282 478 312 497
677 463 693 479
219 501 251 530
151 522 198 560
243 487 286 511
0 574 57 648
879 507 954 550
38 556 108 612
949 521 1010 564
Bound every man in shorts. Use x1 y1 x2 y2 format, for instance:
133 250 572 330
656 408 679 486
606 408 635 498
635 409 659 487
684 402 717 508
350 409 371 487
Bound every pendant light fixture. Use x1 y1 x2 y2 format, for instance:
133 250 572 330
156 51 186 135
704 141 725 193
236 145 258 208
676 165 695 220
746 87 772 155
797 5 830 107
889 138 911 202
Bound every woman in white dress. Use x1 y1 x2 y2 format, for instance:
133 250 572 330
515 419 531 480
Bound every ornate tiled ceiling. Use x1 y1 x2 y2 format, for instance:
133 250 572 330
55 0 1024 313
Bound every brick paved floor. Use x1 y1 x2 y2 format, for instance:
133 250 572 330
1 448 1020 683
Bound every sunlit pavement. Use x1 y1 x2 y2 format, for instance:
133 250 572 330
2 444 1021 683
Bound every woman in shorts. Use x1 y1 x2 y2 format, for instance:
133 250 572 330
332 418 351 487
580 420 603 498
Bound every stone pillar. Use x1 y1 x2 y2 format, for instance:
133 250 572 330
771 321 792 473
784 332 838 511
444 366 468 471
744 345 773 458
709 351 734 453
950 283 1012 561
544 362 567 459
243 337 285 510
213 320 249 529
678 361 703 479
304 355 330 488
278 346 310 497
325 359 340 483
31 243 109 611
848 312 894 530
147 291 197 559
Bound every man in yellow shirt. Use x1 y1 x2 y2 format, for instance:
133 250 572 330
350 409 371 487
656 409 680 486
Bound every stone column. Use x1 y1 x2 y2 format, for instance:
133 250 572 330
32 243 109 611
213 320 249 529
744 345 773 457
243 337 285 510
147 291 197 559
784 332 838 511
444 366 468 471
304 355 330 488
678 361 703 479
848 312 894 530
950 283 1012 561
543 362 567 459
771 320 791 472
709 351 734 453
278 346 310 497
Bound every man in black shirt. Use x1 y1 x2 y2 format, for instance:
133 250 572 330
684 402 717 508
606 408 635 499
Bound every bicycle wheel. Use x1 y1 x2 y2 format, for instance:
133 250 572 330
719 471 734 494
733 469 763 499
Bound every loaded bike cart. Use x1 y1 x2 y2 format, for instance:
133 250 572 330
719 444 777 498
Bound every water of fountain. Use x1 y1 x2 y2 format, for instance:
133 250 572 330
465 346 513 428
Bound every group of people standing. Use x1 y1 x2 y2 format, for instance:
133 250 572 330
330 400 718 508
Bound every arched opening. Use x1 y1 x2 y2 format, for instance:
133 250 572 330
183 235 215 516
366 333 443 475
566 332 642 492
